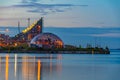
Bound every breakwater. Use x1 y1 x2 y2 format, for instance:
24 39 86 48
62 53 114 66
0 49 110 54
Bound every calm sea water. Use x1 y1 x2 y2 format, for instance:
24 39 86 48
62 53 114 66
0 50 120 80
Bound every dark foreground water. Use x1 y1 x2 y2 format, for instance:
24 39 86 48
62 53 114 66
0 50 120 80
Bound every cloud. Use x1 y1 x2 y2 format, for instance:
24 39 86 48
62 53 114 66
0 0 88 15
11 1 88 15
11 3 72 15
22 0 40 3
91 33 120 38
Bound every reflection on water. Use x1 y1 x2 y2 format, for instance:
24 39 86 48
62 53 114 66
0 51 120 80
37 60 41 80
5 55 9 80
14 54 17 77
0 56 1 72
0 54 62 80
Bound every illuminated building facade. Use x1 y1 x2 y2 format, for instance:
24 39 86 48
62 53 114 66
14 17 43 42
0 17 64 48
30 33 64 48
0 34 10 46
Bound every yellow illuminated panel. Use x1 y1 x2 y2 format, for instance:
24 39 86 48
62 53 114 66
22 21 37 33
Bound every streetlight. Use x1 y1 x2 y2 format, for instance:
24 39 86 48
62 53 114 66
5 28 9 45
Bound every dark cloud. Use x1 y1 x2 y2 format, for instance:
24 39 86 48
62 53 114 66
12 3 73 15
13 3 73 8
22 0 40 3
12 1 88 15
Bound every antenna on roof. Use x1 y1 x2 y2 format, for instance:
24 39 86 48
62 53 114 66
28 18 30 27
18 21 20 34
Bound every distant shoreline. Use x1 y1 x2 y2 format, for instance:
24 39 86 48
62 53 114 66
0 50 110 54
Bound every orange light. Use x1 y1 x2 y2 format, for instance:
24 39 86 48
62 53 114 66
5 54 9 80
38 60 41 80
14 43 17 47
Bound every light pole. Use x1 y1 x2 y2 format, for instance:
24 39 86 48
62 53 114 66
5 28 9 45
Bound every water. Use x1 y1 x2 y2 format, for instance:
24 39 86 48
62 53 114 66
0 50 120 80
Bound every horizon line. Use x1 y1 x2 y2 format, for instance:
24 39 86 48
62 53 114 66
0 26 120 28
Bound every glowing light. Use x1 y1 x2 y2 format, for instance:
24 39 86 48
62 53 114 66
22 56 28 80
22 56 36 80
6 29 9 32
22 21 37 33
38 60 41 80
5 54 9 80
14 43 17 47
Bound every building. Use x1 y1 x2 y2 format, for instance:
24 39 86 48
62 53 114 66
30 33 64 48
14 17 43 42
0 17 64 48
0 34 10 46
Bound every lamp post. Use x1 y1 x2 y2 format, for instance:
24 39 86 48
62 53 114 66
5 28 9 45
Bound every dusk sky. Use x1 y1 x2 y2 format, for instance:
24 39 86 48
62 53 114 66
0 0 120 27
0 0 120 48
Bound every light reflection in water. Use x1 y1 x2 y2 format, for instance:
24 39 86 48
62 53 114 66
50 54 52 73
38 60 41 80
57 54 62 73
5 54 9 80
0 54 62 80
0 56 1 72
22 56 28 80
22 56 37 80
14 54 17 77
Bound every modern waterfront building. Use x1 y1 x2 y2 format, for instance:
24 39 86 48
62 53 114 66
30 33 64 48
0 17 64 48
14 17 43 42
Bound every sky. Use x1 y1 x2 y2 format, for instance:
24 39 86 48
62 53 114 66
0 0 120 49
0 0 120 27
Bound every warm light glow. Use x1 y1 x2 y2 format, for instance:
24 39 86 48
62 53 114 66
22 21 37 33
22 56 36 80
14 54 17 77
30 33 64 48
14 43 17 47
5 54 9 80
57 54 62 74
28 34 32 40
38 60 41 80
22 56 28 80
